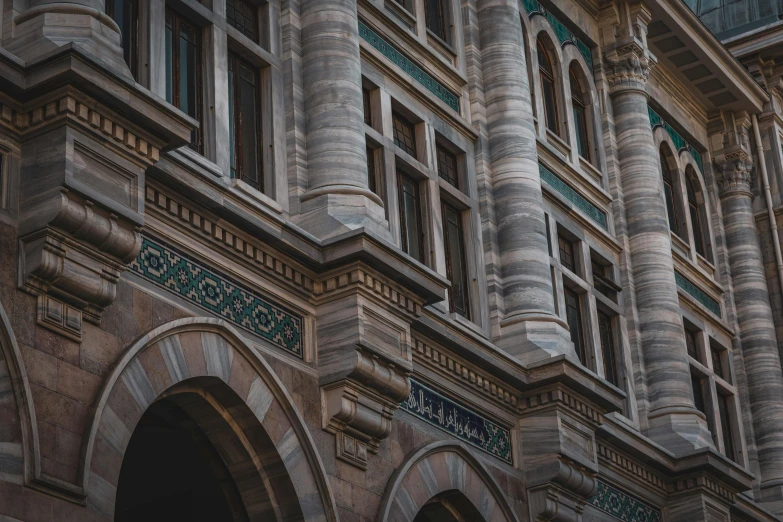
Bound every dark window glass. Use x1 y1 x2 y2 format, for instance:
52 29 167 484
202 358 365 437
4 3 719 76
367 147 377 195
565 288 586 364
598 311 618 386
442 203 470 318
685 329 698 360
393 112 417 157
691 373 706 414
711 344 724 380
398 173 424 263
363 88 372 126
0 155 4 208
545 215 553 257
537 39 559 135
660 149 681 236
558 235 575 273
393 0 414 13
425 0 448 42
166 11 202 150
687 174 707 257
592 261 616 299
437 146 458 188
570 67 590 161
228 54 262 190
226 0 258 41
718 393 736 461
107 0 138 74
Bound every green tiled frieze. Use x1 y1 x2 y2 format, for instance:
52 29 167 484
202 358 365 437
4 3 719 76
401 378 513 464
521 0 594 72
648 106 704 172
130 237 304 357
589 480 662 522
358 20 460 113
539 163 608 230
674 271 721 316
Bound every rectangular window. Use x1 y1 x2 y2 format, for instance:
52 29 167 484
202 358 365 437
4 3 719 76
166 10 202 150
363 88 372 126
565 288 586 364
598 311 618 386
393 0 414 13
425 0 449 42
718 393 736 461
107 0 138 74
545 214 552 257
367 147 377 195
691 373 706 414
592 261 615 298
442 203 470 318
558 235 575 273
436 146 459 188
226 0 258 41
398 173 424 263
392 112 417 157
228 53 262 190
685 329 698 360
711 342 725 380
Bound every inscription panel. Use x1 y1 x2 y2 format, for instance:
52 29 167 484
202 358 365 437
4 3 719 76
401 378 513 464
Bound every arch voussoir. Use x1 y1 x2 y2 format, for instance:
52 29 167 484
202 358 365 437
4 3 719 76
81 317 337 522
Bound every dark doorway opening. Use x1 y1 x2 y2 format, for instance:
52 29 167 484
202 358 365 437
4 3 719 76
115 397 248 522
413 490 484 522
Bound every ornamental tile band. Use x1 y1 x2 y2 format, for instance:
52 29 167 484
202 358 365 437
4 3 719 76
401 378 513 464
358 20 460 113
589 480 662 522
675 271 721 317
649 106 704 172
521 0 594 71
130 237 304 357
539 163 608 230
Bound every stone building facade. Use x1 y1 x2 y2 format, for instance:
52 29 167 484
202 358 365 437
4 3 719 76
2 0 783 520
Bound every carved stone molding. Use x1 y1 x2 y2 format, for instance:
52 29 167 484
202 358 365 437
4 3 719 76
604 43 656 95
715 154 753 199
321 349 410 469
527 459 597 522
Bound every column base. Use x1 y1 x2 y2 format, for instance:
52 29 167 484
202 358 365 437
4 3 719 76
757 480 783 518
497 314 578 366
296 192 391 241
5 4 130 77
646 407 715 456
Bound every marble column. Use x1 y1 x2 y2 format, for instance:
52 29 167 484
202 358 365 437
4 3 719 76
476 0 575 364
297 0 387 240
5 0 129 75
716 156 783 510
607 43 712 454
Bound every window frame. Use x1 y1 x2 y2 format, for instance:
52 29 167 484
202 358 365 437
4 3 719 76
226 0 259 42
441 200 470 318
569 65 590 162
228 52 264 192
424 0 451 44
106 0 139 76
397 171 426 264
165 8 203 152
537 38 560 137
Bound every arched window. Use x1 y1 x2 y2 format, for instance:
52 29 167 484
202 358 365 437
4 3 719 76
537 38 559 135
569 65 590 161
660 146 682 237
686 169 709 258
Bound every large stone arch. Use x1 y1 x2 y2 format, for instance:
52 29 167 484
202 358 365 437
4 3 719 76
81 317 338 521
377 441 521 522
0 298 35 486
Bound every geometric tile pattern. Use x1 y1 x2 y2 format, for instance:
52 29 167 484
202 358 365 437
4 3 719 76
358 20 461 113
401 378 513 464
129 236 304 357
675 271 721 317
521 0 594 72
540 163 609 230
649 105 704 172
589 480 662 522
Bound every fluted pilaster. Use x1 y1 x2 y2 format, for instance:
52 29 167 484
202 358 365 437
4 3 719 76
609 43 713 454
477 0 574 364
716 154 783 510
297 0 387 240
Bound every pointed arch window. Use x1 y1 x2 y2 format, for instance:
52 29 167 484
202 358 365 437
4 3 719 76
686 170 709 258
569 65 590 161
537 39 559 135
660 147 681 237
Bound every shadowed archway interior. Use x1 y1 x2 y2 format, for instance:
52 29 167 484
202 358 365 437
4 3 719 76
115 395 248 521
412 491 484 522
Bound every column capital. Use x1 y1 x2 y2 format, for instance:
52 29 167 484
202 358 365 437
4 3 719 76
715 153 753 199
604 42 657 96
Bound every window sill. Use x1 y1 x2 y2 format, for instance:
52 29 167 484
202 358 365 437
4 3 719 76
579 155 602 182
426 28 456 64
231 178 283 215
546 128 571 159
168 146 224 178
696 253 715 276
